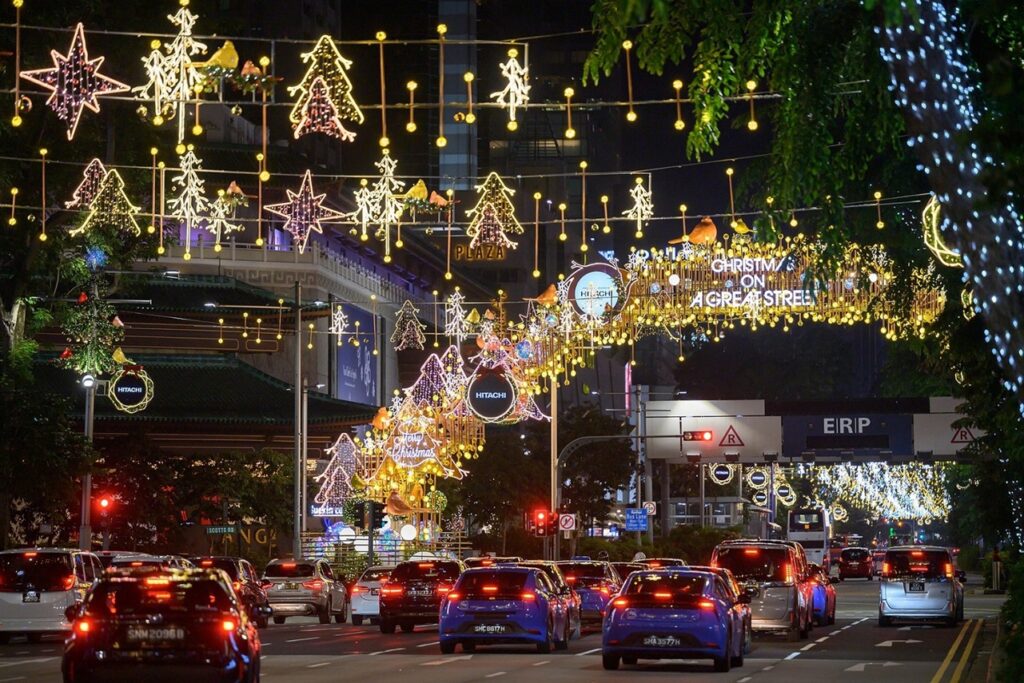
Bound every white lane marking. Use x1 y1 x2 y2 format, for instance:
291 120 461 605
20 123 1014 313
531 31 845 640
307 662 330 669
0 676 26 682
420 655 473 666
416 640 440 648
532 660 550 667
0 659 56 669
816 636 830 643
829 630 842 636
485 673 507 679
762 665 774 671
801 643 816 651
784 652 801 660
576 647 602 656
855 617 869 624
368 647 405 655
285 637 319 643
737 678 753 683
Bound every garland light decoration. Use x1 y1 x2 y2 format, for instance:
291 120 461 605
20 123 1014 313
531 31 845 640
391 300 427 351
65 158 107 209
134 4 208 145
330 304 349 337
370 149 406 262
623 176 653 239
20 23 130 141
288 35 364 142
206 187 244 252
465 172 524 248
71 169 142 238
265 169 345 254
312 433 362 516
348 179 375 243
445 290 472 344
490 48 530 132
922 195 963 268
807 462 949 521
167 146 210 261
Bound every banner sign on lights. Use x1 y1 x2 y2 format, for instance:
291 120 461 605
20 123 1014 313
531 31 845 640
466 367 517 422
107 366 154 414
562 261 628 324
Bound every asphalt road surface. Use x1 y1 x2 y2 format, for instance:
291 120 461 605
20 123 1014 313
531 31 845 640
2 578 1004 682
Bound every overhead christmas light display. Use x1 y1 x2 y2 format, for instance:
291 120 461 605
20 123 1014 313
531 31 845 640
265 169 345 253
65 158 107 209
490 48 530 131
623 177 653 239
20 23 130 140
465 172 524 250
807 462 949 521
312 433 361 517
288 34 364 141
391 300 426 351
922 195 963 268
71 169 142 237
167 147 210 260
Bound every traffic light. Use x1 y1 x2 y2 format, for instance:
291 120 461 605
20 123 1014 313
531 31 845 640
533 510 549 537
682 430 714 442
97 496 112 516
368 501 386 529
544 512 559 537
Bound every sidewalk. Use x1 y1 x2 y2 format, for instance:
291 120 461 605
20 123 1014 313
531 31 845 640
965 617 1005 683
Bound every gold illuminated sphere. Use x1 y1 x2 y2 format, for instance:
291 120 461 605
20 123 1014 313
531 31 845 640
360 233 369 242
507 120 518 131
259 170 270 182
726 167 734 176
565 128 576 139
626 111 637 122
147 225 156 234
157 245 165 255
39 148 47 157
255 237 264 246
635 177 644 185
383 254 392 263
153 114 165 126
464 72 474 83
876 220 885 229
558 232 567 242
175 143 186 155
376 31 387 41
874 190 882 200
532 269 540 278
580 243 589 252
6 218 14 226
747 119 758 131
407 81 418 91
406 121 417 132
444 271 453 281
465 112 476 124
38 232 46 242
558 203 567 211
437 24 447 35
150 39 161 50
746 79 757 91
789 216 798 227
10 188 18 197
635 230 644 239
533 192 542 200
259 56 270 68
183 252 192 261
192 124 203 136
436 135 447 148
674 119 685 131
150 147 159 156
379 136 390 147
672 79 683 90
622 39 633 50
214 243 222 252
508 48 519 58
579 160 588 169
11 115 22 127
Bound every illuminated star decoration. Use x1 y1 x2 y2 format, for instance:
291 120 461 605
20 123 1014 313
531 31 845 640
20 23 130 141
265 170 345 254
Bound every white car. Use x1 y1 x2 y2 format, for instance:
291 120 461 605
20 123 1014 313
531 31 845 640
350 566 393 626
0 548 102 642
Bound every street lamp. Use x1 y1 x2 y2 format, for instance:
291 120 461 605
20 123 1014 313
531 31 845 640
81 373 95 389
78 376 107 550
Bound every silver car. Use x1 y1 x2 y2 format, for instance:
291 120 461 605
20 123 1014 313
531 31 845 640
262 558 348 624
878 546 964 626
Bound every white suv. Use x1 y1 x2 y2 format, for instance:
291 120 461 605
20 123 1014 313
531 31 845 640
878 546 964 626
0 548 102 642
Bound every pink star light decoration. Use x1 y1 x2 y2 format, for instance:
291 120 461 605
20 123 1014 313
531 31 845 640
264 170 344 253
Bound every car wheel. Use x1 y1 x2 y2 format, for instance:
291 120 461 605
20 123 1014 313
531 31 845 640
380 619 396 634
602 654 620 670
273 616 285 625
622 656 638 665
400 622 415 633
799 613 810 639
536 619 553 654
0 634 9 645
878 610 892 627
713 635 732 672
319 599 332 625
334 600 347 624
555 621 569 651
439 640 456 654
462 641 476 653
26 633 42 644
352 615 363 626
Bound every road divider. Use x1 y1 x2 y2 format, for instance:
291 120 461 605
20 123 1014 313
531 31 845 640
929 619 974 683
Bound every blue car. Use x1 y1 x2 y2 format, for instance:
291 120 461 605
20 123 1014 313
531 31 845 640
556 560 620 625
439 567 571 654
602 569 750 672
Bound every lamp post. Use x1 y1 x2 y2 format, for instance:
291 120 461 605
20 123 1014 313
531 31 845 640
78 378 97 551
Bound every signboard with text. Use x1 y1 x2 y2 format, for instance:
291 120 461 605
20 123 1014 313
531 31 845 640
335 305 379 406
782 413 913 458
625 508 648 532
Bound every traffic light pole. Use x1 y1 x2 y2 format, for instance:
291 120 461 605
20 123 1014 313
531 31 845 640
292 280 303 560
549 380 558 561
78 382 96 551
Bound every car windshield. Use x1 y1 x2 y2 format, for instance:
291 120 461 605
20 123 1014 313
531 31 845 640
885 550 951 579
456 570 528 598
558 562 607 587
842 548 870 562
390 561 460 582
714 547 791 582
0 553 73 592
265 562 316 578
360 568 392 583
84 578 233 616
194 559 239 579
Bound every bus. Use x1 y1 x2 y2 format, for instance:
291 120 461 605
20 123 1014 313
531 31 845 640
787 507 832 569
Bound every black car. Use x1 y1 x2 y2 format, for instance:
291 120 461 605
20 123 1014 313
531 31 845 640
62 568 267 683
191 556 271 628
379 559 463 633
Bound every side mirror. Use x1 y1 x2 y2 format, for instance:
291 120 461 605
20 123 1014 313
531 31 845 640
743 587 759 599
258 605 274 617
64 604 80 622
956 570 966 582
737 593 752 605
830 576 840 584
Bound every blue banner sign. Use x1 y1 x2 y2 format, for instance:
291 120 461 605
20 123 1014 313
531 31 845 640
782 413 913 458
624 508 649 532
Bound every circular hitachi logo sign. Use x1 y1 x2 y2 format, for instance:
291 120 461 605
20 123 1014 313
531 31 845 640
466 369 517 423
107 368 154 414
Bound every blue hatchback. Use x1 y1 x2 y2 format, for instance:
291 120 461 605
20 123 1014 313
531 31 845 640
439 567 570 654
602 569 750 672
556 560 620 625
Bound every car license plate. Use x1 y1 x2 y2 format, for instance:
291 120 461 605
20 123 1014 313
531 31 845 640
473 623 507 634
643 635 681 647
285 582 298 590
126 626 186 641
849 562 859 567
409 589 432 597
908 582 925 592
22 591 39 603
369 588 379 596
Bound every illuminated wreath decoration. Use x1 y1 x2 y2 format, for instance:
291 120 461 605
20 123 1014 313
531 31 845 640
708 463 736 485
106 365 155 414
745 466 770 490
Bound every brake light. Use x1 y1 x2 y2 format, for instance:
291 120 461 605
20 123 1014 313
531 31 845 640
145 577 171 587
654 591 672 600
130 561 144 567
744 549 760 556
611 597 628 608
445 591 461 602
521 591 536 602
437 584 452 594
23 552 37 558
565 576 576 583
221 619 236 632
648 561 662 568
151 591 172 601
280 562 296 569
417 563 435 569
482 585 498 593
201 560 214 567
782 563 794 584
76 619 91 634
944 563 954 579
698 600 716 611
882 562 891 577
710 560 718 568
481 560 493 566
63 575 77 590
351 586 365 594
381 585 404 596
302 579 323 590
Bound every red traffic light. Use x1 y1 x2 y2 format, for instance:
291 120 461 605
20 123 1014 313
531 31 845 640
98 497 111 509
682 430 714 442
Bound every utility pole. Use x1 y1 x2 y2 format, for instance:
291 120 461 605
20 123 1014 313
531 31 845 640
549 379 558 561
78 382 96 551
301 379 308 534
327 292 336 397
293 280 302 560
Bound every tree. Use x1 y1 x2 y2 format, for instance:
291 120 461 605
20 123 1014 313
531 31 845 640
391 300 426 351
468 203 516 251
73 170 142 237
465 172 525 245
288 35 364 141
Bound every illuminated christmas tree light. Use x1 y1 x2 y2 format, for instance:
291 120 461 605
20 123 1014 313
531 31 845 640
490 48 530 131
288 35 364 141
65 158 107 209
391 300 426 351
71 169 141 237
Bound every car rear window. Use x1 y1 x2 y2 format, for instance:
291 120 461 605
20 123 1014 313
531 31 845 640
84 578 233 616
194 558 239 579
884 550 951 579
842 548 870 561
714 547 792 582
265 562 316 578
359 568 392 583
641 559 686 567
456 570 528 598
390 561 460 582
0 552 73 592
625 573 706 595
558 562 608 587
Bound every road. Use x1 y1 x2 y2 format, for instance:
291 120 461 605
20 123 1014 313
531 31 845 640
1 578 1004 682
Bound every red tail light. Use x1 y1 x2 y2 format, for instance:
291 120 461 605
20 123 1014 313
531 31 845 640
63 575 77 590
221 619 236 632
698 600 716 611
200 560 214 567
520 591 536 602
351 585 365 594
381 585 404 596
882 562 891 577
782 563 794 584
482 585 498 593
437 584 453 595
944 563 954 579
565 576 577 583
744 549 760 556
145 577 170 587
445 591 461 603
76 619 91 634
302 579 323 590
654 591 672 600
611 597 629 608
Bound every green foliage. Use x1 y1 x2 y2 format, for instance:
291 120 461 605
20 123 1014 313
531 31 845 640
575 524 740 564
1001 559 1024 682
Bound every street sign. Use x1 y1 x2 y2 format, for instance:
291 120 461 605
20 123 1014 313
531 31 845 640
559 513 576 531
751 490 769 506
642 501 657 516
107 367 154 413
205 525 236 535
625 508 648 532
783 413 913 459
